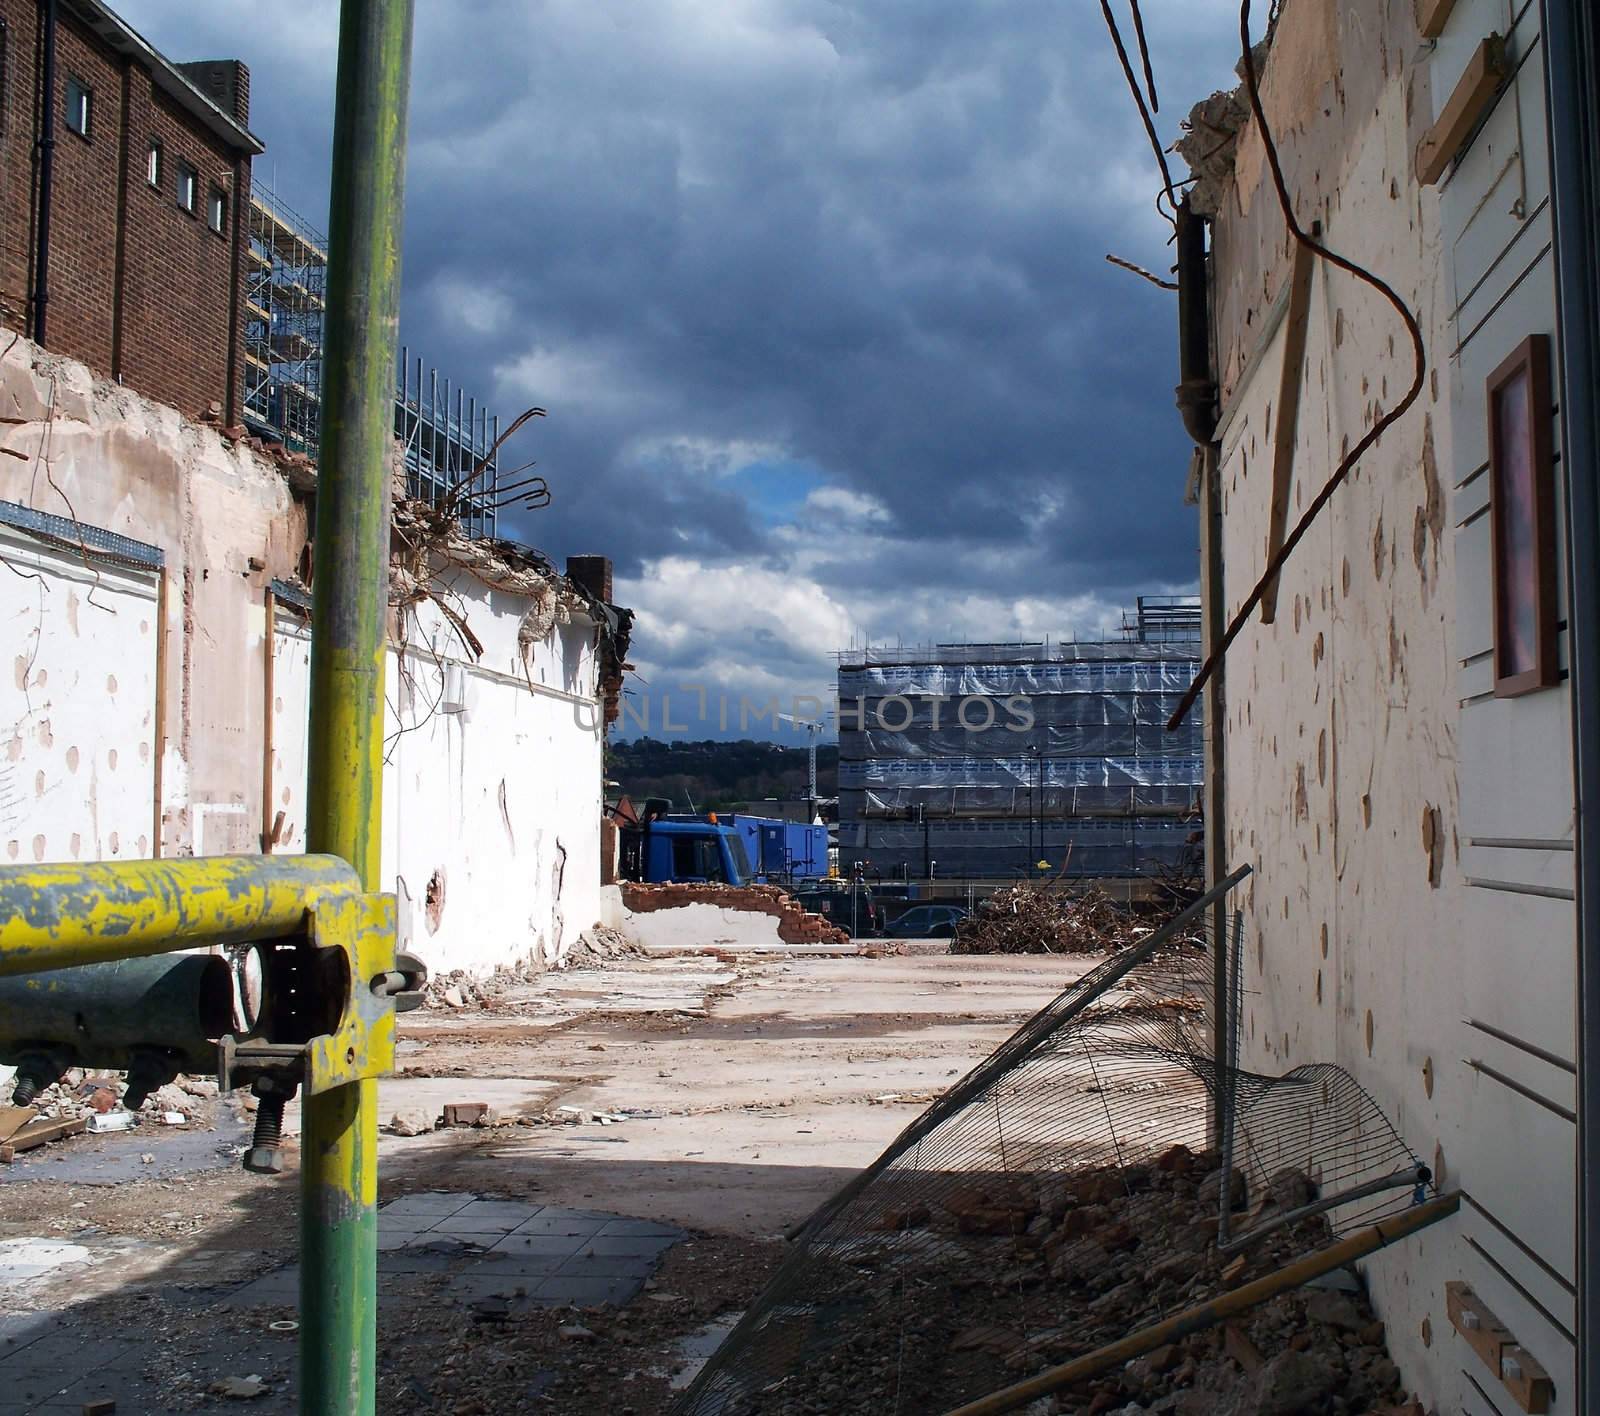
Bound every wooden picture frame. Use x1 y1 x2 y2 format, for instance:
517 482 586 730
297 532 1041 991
1487 333 1558 697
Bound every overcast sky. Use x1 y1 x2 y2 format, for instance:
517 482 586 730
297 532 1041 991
120 1 1243 741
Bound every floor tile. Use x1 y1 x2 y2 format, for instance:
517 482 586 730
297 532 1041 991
487 1233 589 1258
429 1215 526 1235
378 1192 475 1217
508 1212 607 1238
534 1274 641 1307
573 1234 679 1258
598 1218 685 1238
450 1199 541 1220
558 1253 661 1278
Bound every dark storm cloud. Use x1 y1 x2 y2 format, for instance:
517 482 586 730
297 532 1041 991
117 0 1241 705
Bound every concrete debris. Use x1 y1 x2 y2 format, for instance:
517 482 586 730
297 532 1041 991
422 961 545 1012
950 886 1160 955
621 882 851 946
442 1103 492 1128
1176 87 1252 219
86 1109 138 1134
388 1111 434 1137
83 1085 119 1114
562 925 644 969
766 1147 1414 1414
558 1324 597 1342
208 1374 269 1399
143 1083 200 1117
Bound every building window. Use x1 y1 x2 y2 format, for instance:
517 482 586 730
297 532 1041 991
146 138 162 188
64 75 91 138
207 185 227 235
176 160 198 215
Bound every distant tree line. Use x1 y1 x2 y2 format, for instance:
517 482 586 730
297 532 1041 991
607 737 839 813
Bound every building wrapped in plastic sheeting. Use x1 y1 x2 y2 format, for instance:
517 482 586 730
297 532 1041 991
836 598 1203 881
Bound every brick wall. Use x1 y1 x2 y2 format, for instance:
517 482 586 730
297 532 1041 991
0 0 253 420
620 881 851 946
0 2 41 326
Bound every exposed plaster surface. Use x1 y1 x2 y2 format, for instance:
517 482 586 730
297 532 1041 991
0 331 297 862
0 328 609 976
1202 0 1575 1408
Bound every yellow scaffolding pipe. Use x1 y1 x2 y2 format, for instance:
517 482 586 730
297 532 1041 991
0 855 361 976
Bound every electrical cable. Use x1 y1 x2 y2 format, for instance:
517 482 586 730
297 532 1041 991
1098 0 1183 223
1165 0 1428 731
1128 0 1159 114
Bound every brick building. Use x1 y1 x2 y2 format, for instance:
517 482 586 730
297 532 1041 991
0 0 262 422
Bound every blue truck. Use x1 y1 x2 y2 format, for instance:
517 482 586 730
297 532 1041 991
617 808 828 887
715 814 828 883
619 817 756 886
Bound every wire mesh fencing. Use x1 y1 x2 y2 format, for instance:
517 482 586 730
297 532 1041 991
673 866 1438 1416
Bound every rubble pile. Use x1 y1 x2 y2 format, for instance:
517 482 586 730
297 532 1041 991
421 959 549 1011
724 1146 1416 1416
950 886 1152 956
561 925 645 969
621 882 850 947
11 1070 220 1123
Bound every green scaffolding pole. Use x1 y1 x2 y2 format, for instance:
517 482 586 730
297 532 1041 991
300 2 415 1412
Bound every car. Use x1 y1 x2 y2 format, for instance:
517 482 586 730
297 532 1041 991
882 904 968 939
793 886 880 936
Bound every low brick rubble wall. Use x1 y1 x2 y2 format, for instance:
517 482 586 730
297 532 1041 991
620 882 850 947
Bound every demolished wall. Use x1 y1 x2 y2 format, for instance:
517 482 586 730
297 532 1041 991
0 334 303 860
621 882 850 949
0 328 611 974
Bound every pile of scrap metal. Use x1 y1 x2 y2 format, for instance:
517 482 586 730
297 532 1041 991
950 885 1153 955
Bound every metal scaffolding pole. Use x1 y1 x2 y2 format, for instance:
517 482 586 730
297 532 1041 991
301 1 414 1411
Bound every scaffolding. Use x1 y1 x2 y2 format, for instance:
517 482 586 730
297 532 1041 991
244 184 326 455
1121 593 1203 645
395 348 502 541
835 600 1204 883
243 180 503 539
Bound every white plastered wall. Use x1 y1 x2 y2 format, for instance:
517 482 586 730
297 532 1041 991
0 329 609 977
0 528 161 864
266 574 606 974
1209 0 1577 1409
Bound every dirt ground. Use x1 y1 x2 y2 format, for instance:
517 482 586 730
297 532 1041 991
0 947 1100 1413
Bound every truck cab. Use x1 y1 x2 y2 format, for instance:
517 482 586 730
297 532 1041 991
618 818 755 886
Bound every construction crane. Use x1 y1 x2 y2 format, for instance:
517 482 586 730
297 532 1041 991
777 711 830 821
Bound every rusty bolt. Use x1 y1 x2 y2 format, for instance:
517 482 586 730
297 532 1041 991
242 1144 285 1176
242 1088 288 1176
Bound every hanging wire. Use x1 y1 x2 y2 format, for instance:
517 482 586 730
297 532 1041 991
1104 252 1178 290
1127 0 1160 114
1166 0 1428 730
1097 0 1184 224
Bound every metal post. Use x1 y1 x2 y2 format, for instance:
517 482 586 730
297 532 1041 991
302 2 413 1412
32 0 58 345
1545 0 1600 1400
